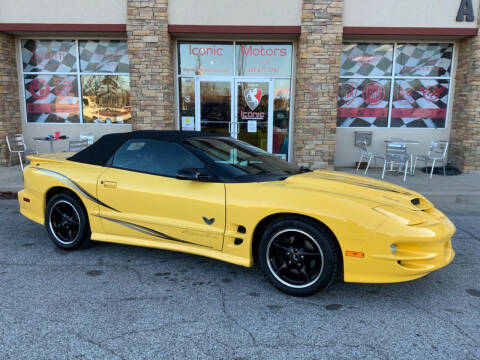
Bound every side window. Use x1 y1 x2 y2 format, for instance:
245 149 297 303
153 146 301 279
112 139 204 177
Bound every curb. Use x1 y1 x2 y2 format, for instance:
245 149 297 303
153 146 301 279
424 193 480 205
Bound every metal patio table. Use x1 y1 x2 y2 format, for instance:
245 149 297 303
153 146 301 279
33 137 69 153
384 139 421 174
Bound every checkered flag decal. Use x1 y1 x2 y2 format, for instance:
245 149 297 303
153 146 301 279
395 43 453 77
337 79 391 127
341 44 393 77
24 75 80 123
22 40 77 73
392 79 449 128
79 40 129 73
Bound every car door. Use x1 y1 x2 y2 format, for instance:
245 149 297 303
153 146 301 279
96 138 225 250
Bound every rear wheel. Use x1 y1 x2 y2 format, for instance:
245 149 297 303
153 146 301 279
258 218 338 296
45 193 91 250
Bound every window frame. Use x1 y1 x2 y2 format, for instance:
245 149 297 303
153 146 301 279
19 37 130 125
338 41 455 129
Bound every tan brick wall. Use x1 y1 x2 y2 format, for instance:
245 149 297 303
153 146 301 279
126 0 175 131
450 34 480 173
294 0 343 169
0 33 22 166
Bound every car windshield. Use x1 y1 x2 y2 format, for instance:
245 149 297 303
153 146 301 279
184 137 300 178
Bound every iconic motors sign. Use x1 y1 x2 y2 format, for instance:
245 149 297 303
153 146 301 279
178 42 292 77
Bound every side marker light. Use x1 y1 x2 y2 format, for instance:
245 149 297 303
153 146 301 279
345 251 364 258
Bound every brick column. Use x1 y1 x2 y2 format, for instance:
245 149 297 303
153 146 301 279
0 33 22 166
450 32 480 173
126 0 175 130
294 0 343 169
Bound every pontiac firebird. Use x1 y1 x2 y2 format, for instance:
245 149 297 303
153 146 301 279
19 131 455 296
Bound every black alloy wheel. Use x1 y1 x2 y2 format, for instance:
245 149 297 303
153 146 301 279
259 218 338 296
45 193 91 249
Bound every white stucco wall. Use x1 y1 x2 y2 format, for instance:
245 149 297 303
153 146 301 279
344 0 479 28
168 0 302 26
0 0 127 24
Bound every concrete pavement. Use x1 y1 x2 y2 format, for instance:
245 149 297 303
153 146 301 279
0 200 479 359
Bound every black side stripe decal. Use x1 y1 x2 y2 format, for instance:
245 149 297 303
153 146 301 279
36 168 119 212
94 215 212 249
313 174 413 195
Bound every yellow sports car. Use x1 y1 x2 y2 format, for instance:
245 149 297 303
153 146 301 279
19 131 455 296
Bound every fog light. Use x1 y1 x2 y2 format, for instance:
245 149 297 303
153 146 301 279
390 244 397 254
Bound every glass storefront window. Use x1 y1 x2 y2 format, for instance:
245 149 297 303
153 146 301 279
21 40 77 73
178 42 234 76
236 43 292 77
337 42 453 129
21 39 130 124
81 75 131 124
273 79 290 160
24 74 79 123
179 78 195 131
79 40 129 73
177 41 293 158
340 43 393 77
337 79 391 127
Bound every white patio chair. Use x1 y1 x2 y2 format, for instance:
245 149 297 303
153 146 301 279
382 142 410 182
356 140 384 175
5 133 38 171
68 139 89 152
413 140 449 178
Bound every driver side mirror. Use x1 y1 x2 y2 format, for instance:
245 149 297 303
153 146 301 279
176 168 213 182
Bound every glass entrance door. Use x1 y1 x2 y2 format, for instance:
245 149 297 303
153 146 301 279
198 79 233 137
235 80 272 152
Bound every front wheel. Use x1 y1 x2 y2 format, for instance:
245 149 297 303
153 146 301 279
258 218 338 296
45 193 91 250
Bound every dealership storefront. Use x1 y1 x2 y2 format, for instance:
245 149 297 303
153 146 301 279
0 0 479 172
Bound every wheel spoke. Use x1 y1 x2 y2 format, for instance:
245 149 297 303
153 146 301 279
68 216 79 225
300 251 323 258
300 266 311 283
275 261 288 276
271 241 291 253
53 206 67 218
68 229 73 241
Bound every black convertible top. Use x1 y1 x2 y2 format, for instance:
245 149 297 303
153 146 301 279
68 130 220 166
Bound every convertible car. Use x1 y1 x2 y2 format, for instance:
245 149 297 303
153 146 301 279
19 131 455 296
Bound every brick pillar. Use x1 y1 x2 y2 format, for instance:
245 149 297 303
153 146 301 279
294 0 343 169
0 33 22 166
450 32 480 173
127 0 175 130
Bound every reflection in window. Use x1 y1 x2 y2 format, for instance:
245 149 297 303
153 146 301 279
273 79 290 160
81 75 131 124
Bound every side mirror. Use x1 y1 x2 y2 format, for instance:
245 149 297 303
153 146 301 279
176 168 212 182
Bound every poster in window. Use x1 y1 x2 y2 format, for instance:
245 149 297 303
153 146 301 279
395 44 453 77
340 43 393 77
21 40 77 73
24 75 80 123
391 79 449 128
79 40 129 73
337 79 391 127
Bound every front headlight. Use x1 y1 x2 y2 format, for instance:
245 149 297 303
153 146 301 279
373 205 426 226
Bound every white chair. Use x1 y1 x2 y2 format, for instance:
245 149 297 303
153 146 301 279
382 143 410 182
5 133 38 171
413 140 449 178
68 139 89 152
356 141 384 175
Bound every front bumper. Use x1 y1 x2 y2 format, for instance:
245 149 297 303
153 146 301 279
344 208 455 283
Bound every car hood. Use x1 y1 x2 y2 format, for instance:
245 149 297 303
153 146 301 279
283 170 433 211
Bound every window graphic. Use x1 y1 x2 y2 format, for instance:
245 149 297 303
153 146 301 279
21 39 130 124
337 43 453 128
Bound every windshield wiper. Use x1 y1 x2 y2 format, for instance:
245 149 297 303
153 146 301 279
298 166 312 173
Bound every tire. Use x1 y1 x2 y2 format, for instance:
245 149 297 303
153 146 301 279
258 217 338 296
45 193 91 250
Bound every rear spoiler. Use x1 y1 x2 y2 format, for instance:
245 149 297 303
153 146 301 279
27 153 75 165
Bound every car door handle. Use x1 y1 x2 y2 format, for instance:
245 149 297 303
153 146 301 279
102 181 117 189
